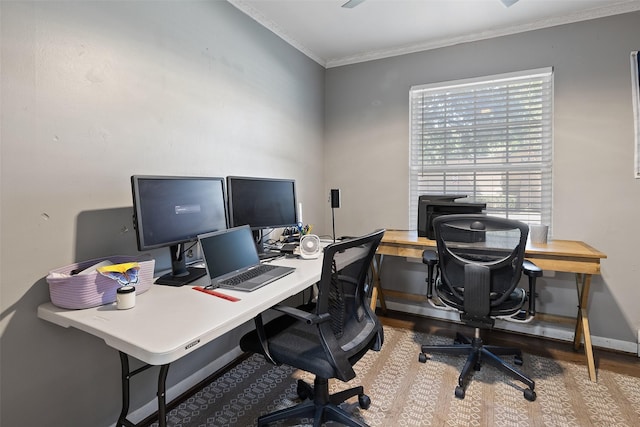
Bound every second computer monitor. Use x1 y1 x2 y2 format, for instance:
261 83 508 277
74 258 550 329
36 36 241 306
227 176 298 235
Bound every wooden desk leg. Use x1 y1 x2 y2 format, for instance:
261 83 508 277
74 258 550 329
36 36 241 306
370 254 387 313
574 273 597 382
370 279 378 311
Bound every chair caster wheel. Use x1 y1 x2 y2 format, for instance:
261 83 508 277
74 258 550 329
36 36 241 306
514 355 523 366
418 353 428 363
524 388 536 401
296 381 311 400
358 394 371 409
455 386 465 399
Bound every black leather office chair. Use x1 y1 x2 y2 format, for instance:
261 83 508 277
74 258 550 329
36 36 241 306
240 229 385 427
418 214 541 401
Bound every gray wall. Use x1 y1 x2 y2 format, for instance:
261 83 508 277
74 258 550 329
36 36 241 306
325 13 640 346
0 1 324 426
2 1 640 426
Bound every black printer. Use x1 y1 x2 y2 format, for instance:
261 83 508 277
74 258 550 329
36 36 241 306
417 195 486 240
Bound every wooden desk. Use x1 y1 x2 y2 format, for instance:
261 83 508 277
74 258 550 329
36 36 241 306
372 229 607 382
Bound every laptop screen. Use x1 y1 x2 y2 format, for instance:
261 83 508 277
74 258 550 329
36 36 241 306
199 226 260 279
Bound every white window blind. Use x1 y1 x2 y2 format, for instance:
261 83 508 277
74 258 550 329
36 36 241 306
409 68 553 229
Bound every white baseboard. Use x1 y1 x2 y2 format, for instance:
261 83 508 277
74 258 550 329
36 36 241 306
384 300 639 355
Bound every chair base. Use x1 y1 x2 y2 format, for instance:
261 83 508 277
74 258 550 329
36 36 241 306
258 377 371 427
419 331 536 402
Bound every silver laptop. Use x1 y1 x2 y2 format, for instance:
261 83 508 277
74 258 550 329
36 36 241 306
198 225 295 291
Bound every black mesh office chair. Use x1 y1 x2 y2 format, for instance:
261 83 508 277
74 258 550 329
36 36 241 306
418 215 542 401
240 229 385 427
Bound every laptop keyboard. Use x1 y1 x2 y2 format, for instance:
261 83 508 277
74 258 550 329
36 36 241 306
220 264 279 287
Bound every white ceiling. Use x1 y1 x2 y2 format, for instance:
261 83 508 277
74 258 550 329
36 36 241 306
228 0 640 68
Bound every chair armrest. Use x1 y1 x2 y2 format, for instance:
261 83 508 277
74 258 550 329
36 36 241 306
422 250 438 266
523 260 542 277
250 305 331 365
271 304 331 325
522 260 542 316
422 250 438 299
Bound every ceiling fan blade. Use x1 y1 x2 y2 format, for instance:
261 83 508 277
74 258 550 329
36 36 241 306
500 0 520 7
342 0 366 8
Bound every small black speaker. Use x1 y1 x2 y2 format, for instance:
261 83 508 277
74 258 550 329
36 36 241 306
330 189 341 208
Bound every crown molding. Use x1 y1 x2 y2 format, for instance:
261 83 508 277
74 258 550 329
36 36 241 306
325 1 640 68
228 0 327 67
229 0 640 69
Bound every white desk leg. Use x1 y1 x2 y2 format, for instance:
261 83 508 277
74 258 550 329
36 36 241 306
117 352 171 427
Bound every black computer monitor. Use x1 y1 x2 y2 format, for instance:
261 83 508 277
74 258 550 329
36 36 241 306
226 176 298 253
131 175 228 286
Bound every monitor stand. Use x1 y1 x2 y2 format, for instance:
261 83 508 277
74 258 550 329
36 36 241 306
155 243 206 286
253 229 282 260
258 252 283 261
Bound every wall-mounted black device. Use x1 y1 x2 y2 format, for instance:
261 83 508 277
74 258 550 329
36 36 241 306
330 188 341 242
417 195 486 239
330 189 341 208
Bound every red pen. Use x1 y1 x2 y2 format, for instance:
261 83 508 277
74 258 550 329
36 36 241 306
193 286 241 302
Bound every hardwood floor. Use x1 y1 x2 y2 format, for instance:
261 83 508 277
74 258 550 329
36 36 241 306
377 309 640 378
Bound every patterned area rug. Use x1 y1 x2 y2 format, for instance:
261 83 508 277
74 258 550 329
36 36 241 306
155 326 640 426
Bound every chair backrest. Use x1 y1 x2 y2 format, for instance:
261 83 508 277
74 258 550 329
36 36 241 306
314 229 385 382
433 215 529 317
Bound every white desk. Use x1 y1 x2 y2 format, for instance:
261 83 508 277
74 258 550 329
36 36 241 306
38 254 324 426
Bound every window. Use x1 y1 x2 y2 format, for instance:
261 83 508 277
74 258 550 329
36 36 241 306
409 68 553 229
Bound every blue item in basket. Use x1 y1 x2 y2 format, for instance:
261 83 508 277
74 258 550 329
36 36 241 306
97 263 140 286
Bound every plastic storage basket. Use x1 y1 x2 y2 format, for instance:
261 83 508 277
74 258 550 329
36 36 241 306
46 255 155 309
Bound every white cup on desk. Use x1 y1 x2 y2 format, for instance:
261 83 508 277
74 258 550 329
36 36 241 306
530 224 549 244
116 286 136 309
